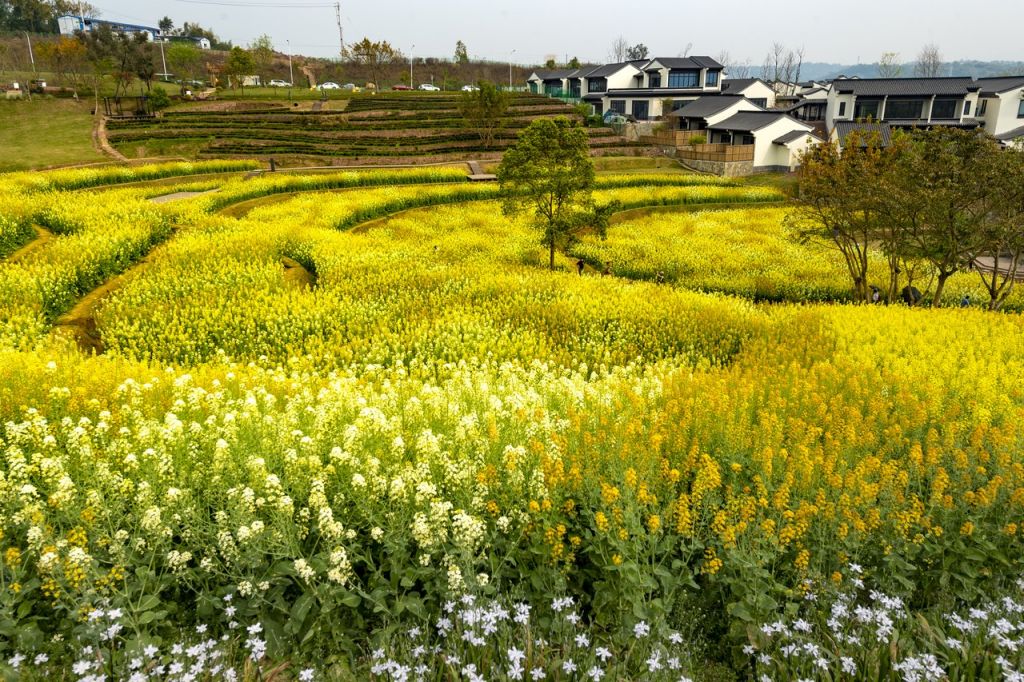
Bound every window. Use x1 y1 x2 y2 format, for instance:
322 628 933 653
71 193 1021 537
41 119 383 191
648 72 661 88
838 102 847 117
545 82 562 96
610 100 626 114
593 103 603 116
705 70 719 87
633 101 649 120
668 70 699 88
750 98 768 108
672 100 688 111
587 77 607 92
741 133 755 145
885 99 924 119
569 81 581 98
931 99 958 119
963 100 972 116
979 99 988 116
1018 100 1024 118
529 82 538 94
854 99 880 120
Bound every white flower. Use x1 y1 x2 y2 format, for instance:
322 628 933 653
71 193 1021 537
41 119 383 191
530 668 546 680
595 647 612 661
588 667 605 680
298 669 314 681
562 660 578 673
33 653 48 665
575 633 590 647
634 620 650 638
508 648 526 664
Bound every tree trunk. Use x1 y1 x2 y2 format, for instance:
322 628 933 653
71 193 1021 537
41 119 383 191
549 239 555 270
932 271 952 306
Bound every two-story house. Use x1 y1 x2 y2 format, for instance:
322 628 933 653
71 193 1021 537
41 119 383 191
824 77 983 133
529 56 726 121
975 77 1024 147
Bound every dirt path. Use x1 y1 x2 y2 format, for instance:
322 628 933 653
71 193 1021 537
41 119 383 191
92 116 128 162
148 189 219 204
52 257 150 354
6 226 54 262
282 256 316 288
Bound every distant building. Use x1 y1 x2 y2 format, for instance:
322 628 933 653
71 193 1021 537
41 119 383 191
57 15 161 42
166 35 212 50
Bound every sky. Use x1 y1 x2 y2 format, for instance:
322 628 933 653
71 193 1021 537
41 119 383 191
89 0 1024 65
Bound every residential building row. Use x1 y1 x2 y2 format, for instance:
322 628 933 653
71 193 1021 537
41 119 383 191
527 59 1024 172
57 16 212 49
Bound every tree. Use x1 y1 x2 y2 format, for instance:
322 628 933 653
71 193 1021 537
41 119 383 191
625 43 649 61
498 117 613 271
544 58 556 69
458 80 509 148
568 56 581 69
224 45 255 92
914 43 943 77
608 36 629 63
760 43 804 94
346 37 399 91
167 42 201 88
158 15 174 35
248 34 274 83
974 150 1024 310
877 52 902 77
36 34 87 90
789 132 894 302
454 40 468 65
894 128 1005 305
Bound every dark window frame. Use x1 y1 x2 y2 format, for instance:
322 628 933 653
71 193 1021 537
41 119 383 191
587 77 607 92
705 70 719 87
668 70 699 88
632 100 650 120
838 102 847 117
649 72 661 88
979 99 988 116
885 99 925 119
931 99 958 120
609 100 626 114
1018 100 1024 118
854 99 881 120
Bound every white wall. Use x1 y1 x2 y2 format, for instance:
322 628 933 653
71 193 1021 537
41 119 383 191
734 81 776 108
752 118 814 168
990 89 1024 137
825 92 855 129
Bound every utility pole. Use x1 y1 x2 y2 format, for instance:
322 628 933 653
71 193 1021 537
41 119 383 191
509 49 516 89
25 32 36 73
334 2 344 58
287 39 294 84
410 44 415 87
159 39 167 77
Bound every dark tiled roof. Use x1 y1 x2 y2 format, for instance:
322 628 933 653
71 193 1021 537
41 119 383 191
709 111 806 132
832 77 979 97
721 78 769 93
643 56 723 71
584 62 641 78
978 76 1024 96
885 119 981 129
773 130 820 145
531 69 578 80
667 95 750 118
996 125 1024 141
834 121 893 147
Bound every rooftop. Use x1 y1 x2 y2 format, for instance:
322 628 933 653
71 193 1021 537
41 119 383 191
831 77 979 97
668 95 751 118
834 121 893 147
709 111 804 132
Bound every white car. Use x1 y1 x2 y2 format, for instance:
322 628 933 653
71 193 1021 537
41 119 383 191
268 79 292 87
341 83 357 90
320 82 341 90
461 84 479 92
418 83 440 91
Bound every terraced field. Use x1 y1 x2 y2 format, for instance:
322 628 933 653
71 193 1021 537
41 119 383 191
107 93 641 165
2 161 1024 679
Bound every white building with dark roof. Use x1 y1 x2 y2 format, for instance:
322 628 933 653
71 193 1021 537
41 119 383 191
58 15 161 41
975 76 1024 147
824 77 983 132
528 56 725 120
720 78 776 108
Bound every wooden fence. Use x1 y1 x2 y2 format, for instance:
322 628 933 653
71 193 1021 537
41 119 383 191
677 143 755 163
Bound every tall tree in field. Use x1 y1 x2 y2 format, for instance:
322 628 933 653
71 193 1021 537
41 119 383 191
458 80 509 148
224 45 255 92
975 150 1024 310
789 132 893 302
158 15 174 35
896 128 1004 305
167 42 201 85
454 40 469 64
79 24 116 110
877 52 902 77
347 37 398 90
499 117 615 270
914 43 944 77
248 34 274 83
37 35 87 90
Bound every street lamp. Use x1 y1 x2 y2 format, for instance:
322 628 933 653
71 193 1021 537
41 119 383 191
286 39 294 86
509 49 516 89
409 44 415 88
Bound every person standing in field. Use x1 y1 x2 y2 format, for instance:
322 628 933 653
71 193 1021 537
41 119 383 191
576 258 585 276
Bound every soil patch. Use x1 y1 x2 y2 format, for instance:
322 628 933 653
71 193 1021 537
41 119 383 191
282 256 316 288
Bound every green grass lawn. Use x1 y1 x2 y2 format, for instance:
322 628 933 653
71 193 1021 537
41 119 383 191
0 97 104 171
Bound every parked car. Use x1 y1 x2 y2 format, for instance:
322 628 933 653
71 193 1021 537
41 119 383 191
320 82 341 90
268 79 292 87
602 111 627 124
392 84 412 91
418 83 441 91
461 84 479 92
341 83 357 90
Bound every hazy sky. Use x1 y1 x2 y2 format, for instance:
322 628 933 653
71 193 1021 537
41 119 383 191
91 0 1024 65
